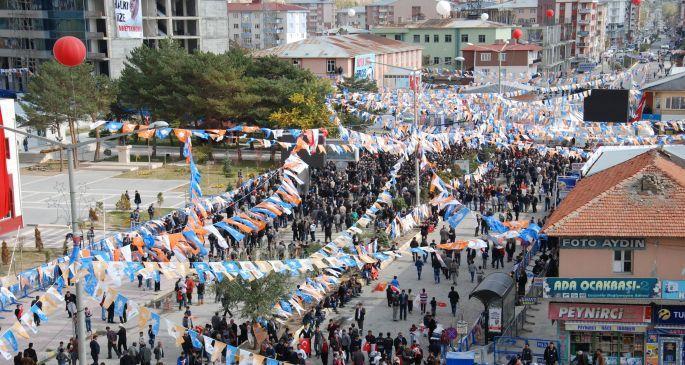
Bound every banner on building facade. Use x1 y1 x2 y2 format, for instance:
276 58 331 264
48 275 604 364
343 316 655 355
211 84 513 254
548 303 651 323
662 280 685 300
354 54 375 80
115 0 143 38
559 237 646 250
543 278 660 299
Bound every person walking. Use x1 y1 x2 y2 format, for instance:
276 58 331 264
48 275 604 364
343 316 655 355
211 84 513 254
106 326 119 359
468 260 476 283
391 292 399 321
449 258 458 285
89 335 100 365
117 325 127 354
399 290 408 320
139 343 152 365
153 342 164 363
543 342 558 365
521 343 533 365
448 287 460 317
407 289 415 314
430 297 437 317
354 303 365 330
419 289 428 314
415 259 423 280
134 190 142 209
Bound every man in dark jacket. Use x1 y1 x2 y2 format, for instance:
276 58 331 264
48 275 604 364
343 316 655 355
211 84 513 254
448 287 460 317
544 342 558 365
23 343 38 363
521 343 533 365
90 335 100 365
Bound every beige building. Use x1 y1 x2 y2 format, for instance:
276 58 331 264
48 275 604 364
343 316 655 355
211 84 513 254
253 34 422 89
365 0 442 28
228 0 308 50
554 0 605 63
643 72 685 120
287 0 336 36
481 0 539 26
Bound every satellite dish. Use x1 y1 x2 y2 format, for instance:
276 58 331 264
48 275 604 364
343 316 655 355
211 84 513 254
348 8 356 17
436 0 451 17
481 13 489 21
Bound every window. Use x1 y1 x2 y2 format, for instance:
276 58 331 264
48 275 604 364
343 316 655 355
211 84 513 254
666 96 685 110
478 34 486 42
424 34 430 43
326 59 336 73
444 57 452 65
413 35 420 43
233 13 239 18
480 53 491 61
255 24 259 29
293 59 301 68
233 34 239 40
233 24 239 29
434 34 439 42
433 56 440 65
255 34 260 39
394 34 402 41
461 34 468 42
499 52 506 61
613 250 632 273
445 34 452 42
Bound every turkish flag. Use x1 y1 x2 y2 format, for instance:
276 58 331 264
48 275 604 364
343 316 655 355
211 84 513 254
0 109 11 218
299 338 311 355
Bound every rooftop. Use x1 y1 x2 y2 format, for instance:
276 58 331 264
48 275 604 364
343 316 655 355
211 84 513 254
543 149 685 238
252 34 421 58
286 0 334 4
336 6 365 14
372 18 511 30
462 43 542 52
642 71 685 92
228 1 307 12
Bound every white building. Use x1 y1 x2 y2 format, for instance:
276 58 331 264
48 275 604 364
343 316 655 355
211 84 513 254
0 99 23 235
228 0 308 49
603 0 629 47
287 0 336 36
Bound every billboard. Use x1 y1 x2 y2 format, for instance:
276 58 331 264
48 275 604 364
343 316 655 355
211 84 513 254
354 53 375 80
583 89 630 123
115 0 143 38
543 278 660 299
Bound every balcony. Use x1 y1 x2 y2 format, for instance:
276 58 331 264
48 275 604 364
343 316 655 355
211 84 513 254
87 52 107 60
84 10 105 18
578 8 592 14
577 31 589 36
577 18 590 25
85 31 106 39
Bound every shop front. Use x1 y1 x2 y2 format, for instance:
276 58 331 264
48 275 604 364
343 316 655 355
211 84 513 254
646 304 685 365
549 302 652 364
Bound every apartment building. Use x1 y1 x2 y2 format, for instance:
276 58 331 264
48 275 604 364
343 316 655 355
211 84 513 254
0 0 229 91
372 18 512 69
286 0 334 36
554 0 604 63
228 0 307 50
542 148 685 365
523 24 575 74
335 6 366 29
480 0 539 26
603 0 628 47
365 0 441 28
462 42 543 83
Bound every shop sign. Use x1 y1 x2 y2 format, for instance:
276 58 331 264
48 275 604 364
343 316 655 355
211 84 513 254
653 305 685 325
662 280 685 300
564 323 647 332
559 237 646 250
520 297 539 305
488 307 502 333
549 303 651 323
456 321 468 336
543 278 660 299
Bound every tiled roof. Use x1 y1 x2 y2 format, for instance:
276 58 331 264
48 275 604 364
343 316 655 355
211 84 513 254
228 2 307 11
543 149 685 237
372 18 510 30
642 71 685 91
252 34 421 58
462 43 542 52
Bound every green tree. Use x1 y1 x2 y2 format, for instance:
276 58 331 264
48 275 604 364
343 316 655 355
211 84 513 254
212 272 292 321
270 91 333 130
21 61 102 168
338 76 378 93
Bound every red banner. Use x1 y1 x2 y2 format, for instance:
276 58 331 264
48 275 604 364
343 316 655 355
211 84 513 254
0 108 10 219
549 303 651 323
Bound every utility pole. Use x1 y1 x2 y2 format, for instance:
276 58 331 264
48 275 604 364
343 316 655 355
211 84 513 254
413 68 421 206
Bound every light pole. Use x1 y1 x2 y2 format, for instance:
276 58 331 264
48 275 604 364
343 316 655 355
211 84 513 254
455 56 465 77
366 60 422 205
0 120 168 365
467 41 509 93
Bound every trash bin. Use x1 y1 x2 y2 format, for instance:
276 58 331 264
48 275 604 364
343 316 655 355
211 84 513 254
446 351 475 365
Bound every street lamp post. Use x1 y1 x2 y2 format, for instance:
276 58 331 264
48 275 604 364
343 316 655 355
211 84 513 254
0 121 168 365
365 60 422 205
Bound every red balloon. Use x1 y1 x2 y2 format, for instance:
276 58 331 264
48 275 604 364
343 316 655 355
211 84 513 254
53 36 86 67
631 0 640 5
546 9 554 17
512 28 523 40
